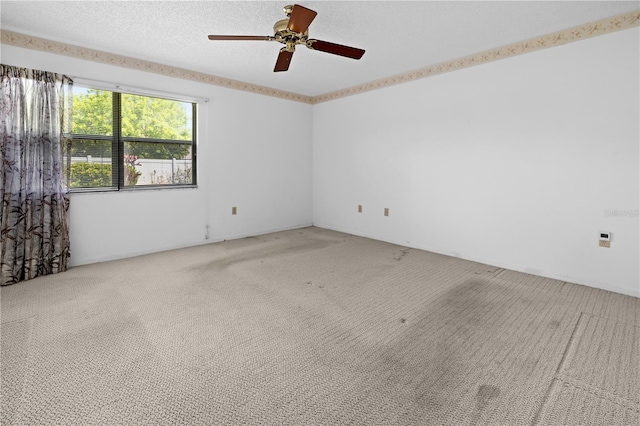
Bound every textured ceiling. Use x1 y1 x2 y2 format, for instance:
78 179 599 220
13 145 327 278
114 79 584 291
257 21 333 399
1 1 638 97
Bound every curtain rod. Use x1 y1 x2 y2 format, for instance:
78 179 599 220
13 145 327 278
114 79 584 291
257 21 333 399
72 77 209 103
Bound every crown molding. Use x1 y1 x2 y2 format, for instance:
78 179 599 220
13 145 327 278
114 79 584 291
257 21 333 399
312 10 640 104
0 29 314 104
1 9 638 105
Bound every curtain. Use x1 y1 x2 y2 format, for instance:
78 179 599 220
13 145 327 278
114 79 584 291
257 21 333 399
0 65 72 285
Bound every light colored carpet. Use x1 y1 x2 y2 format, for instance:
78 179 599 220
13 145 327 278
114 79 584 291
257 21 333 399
1 226 638 425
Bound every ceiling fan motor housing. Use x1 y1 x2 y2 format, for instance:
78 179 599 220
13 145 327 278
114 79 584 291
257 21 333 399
273 18 309 52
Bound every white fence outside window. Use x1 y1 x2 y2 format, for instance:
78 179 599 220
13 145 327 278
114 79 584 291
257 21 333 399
71 157 192 185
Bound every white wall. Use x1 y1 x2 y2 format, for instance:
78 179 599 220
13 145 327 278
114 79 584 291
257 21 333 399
3 28 638 297
313 28 640 297
1 45 313 266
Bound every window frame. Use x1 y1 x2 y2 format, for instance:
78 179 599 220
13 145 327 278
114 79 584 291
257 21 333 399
68 89 197 192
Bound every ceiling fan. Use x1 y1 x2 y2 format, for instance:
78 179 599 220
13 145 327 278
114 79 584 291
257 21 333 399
208 4 365 72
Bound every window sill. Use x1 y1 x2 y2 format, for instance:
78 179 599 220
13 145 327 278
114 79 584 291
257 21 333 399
69 184 198 194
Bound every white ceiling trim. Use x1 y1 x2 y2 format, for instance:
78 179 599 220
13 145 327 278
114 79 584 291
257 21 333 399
1 10 638 105
313 9 640 104
0 29 314 104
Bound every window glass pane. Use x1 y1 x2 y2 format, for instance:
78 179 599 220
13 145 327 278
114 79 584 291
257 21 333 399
124 142 193 186
72 88 113 136
68 87 195 191
68 140 113 188
121 94 192 140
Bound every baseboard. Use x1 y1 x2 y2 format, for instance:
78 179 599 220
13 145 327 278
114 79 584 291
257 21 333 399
312 223 640 299
213 223 314 243
69 222 313 268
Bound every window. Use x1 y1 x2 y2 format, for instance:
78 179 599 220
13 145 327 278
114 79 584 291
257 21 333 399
66 87 196 190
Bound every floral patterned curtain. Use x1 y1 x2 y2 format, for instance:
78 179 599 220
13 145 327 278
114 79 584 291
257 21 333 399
1 65 72 285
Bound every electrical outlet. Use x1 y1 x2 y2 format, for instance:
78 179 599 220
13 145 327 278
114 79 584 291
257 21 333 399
384 208 389 217
358 204 362 213
599 240 610 248
231 207 237 215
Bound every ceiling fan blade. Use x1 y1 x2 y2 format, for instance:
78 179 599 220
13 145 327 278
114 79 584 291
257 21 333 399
308 40 365 59
274 48 294 72
287 4 317 34
208 35 271 41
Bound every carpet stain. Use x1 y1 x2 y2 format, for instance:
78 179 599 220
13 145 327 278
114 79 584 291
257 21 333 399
475 384 500 409
193 239 333 272
365 281 503 422
393 248 411 262
470 384 501 425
